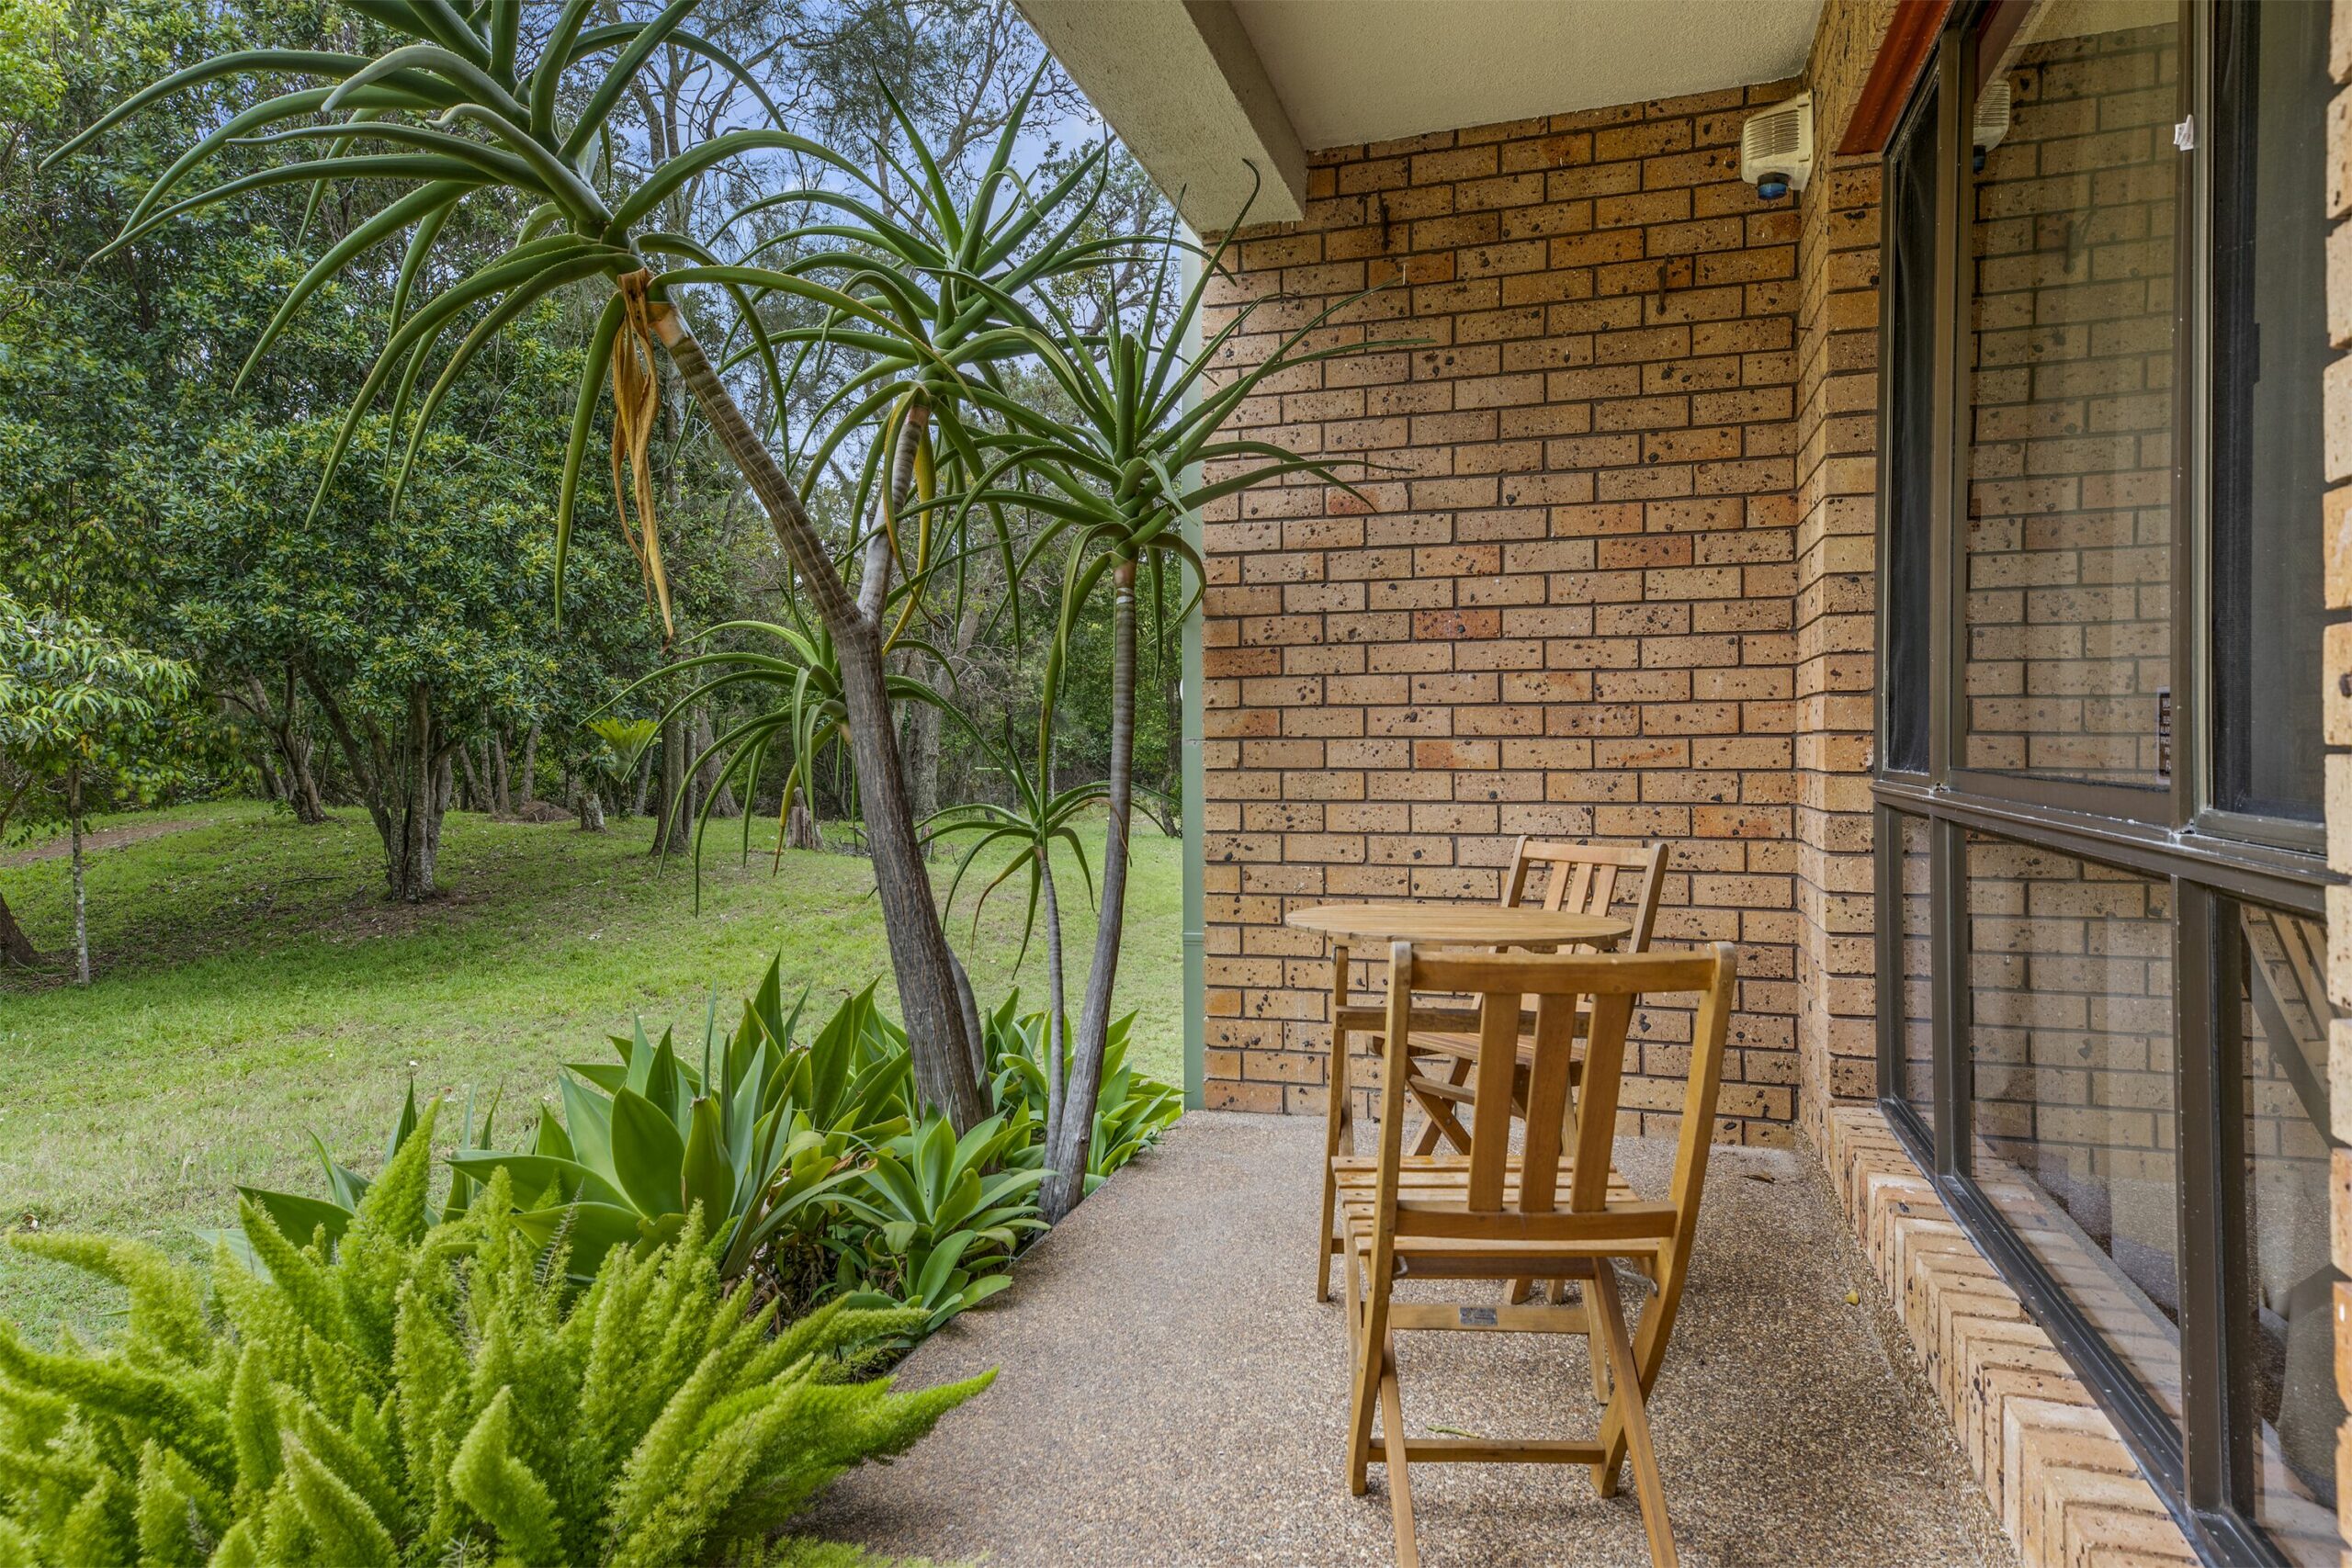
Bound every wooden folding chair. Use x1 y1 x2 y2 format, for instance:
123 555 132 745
1317 839 1670 1302
1333 942 1736 1568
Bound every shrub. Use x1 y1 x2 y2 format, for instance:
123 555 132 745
0 1102 989 1566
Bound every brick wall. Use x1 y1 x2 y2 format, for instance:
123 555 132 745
1195 83 1808 1144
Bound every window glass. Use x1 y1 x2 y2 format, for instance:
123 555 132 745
1894 813 1934 1111
1966 830 2179 1415
2234 906 2342 1566
1883 84 1938 776
2211 0 2329 824
1961 1 2180 788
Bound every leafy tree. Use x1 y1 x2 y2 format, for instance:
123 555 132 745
0 586 193 979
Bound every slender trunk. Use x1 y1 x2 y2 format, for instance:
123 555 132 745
68 765 88 987
251 670 326 823
491 728 512 817
456 741 488 814
628 745 653 819
650 716 690 854
303 671 393 852
256 752 287 804
1039 851 1067 1156
907 652 943 829
649 285 986 1133
380 687 447 901
518 723 541 811
694 706 740 818
1046 558 1138 1220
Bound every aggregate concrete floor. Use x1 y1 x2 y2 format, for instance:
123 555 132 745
806 1111 2013 1568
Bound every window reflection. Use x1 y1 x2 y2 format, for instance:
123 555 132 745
2237 907 2342 1567
1961 0 2179 786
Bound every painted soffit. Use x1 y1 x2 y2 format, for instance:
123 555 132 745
1020 0 1826 232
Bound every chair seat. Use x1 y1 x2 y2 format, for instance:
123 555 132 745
1332 1154 1669 1274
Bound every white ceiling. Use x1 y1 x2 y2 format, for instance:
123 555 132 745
1020 0 1827 231
1228 0 1825 150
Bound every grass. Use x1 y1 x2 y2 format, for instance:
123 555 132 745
0 798 1182 1343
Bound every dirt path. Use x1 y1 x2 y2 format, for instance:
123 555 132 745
0 818 207 868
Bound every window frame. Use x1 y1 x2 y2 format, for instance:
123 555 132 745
1871 5 2341 1564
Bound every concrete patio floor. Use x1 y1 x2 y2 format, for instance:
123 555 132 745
807 1111 2012 1567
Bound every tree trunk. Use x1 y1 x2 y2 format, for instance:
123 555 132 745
0 889 37 967
376 686 447 902
628 744 653 819
250 669 327 823
1046 557 1138 1220
907 651 943 832
1039 851 1068 1157
574 774 605 831
68 765 89 987
491 728 513 818
256 751 287 804
650 716 691 854
456 741 488 815
518 723 541 811
648 286 987 1134
694 706 740 818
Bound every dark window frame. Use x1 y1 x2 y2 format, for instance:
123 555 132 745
1871 5 2342 1565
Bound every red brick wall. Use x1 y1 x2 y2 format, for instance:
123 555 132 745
1195 83 1808 1145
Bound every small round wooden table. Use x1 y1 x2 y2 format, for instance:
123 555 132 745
1285 901 1633 1050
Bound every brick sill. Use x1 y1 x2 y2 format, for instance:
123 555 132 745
1820 1104 2199 1568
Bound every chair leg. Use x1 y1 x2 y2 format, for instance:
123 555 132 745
1346 1251 1392 1499
1591 1264 1676 1568
1317 1032 1351 1302
1376 1332 1419 1568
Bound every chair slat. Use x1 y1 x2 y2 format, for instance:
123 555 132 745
1463 991 1522 1212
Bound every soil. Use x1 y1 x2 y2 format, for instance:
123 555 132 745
0 818 208 868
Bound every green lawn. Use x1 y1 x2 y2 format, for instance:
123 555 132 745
0 800 1182 1343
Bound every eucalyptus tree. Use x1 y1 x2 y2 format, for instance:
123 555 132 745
51 1 1086 1131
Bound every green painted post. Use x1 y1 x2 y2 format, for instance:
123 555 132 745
1180 242 1207 1111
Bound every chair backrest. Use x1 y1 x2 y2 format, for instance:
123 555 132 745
1374 943 1736 1263
1501 838 1670 952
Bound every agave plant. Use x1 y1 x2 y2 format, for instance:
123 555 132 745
231 1078 500 1263
985 999 1180 1193
831 1111 1046 1337
57 0 1040 1134
456 966 914 1285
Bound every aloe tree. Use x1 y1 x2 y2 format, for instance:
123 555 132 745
937 216 1388 1215
927 724 1103 1168
51 3 1051 1130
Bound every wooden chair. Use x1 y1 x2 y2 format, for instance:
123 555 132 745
1316 839 1670 1302
1332 942 1736 1568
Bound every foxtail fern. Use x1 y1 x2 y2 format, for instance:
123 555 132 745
0 1102 989 1564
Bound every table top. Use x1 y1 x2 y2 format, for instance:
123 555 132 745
1283 902 1631 949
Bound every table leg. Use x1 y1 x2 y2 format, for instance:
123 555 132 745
1317 941 1351 1302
